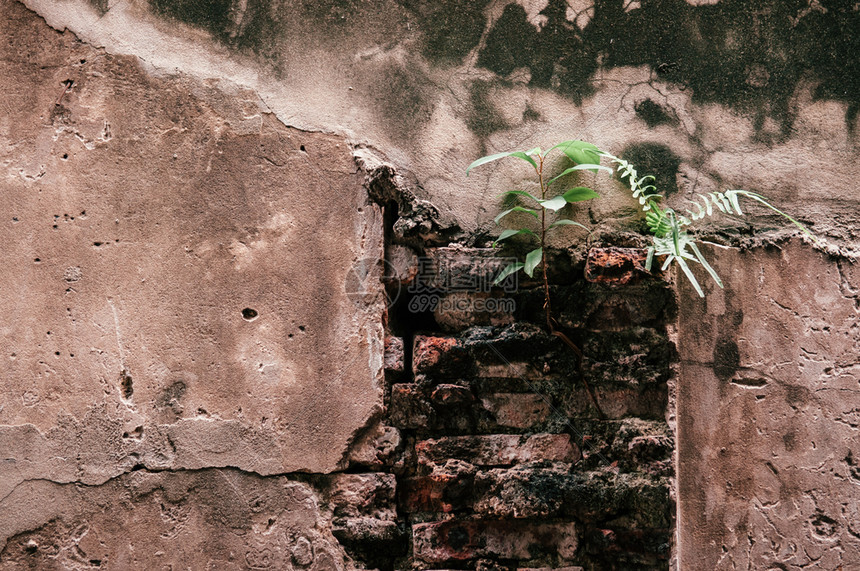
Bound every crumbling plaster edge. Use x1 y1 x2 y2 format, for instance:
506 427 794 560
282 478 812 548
19 0 356 140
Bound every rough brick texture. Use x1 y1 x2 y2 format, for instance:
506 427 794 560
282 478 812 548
375 247 676 569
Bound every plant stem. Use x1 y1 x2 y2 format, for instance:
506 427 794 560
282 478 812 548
537 153 605 420
538 156 552 330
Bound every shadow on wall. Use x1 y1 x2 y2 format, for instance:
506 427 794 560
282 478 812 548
476 0 860 134
120 0 860 136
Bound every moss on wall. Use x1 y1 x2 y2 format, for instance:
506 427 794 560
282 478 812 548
475 0 860 131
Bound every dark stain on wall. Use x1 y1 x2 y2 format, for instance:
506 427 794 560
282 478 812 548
476 0 860 132
635 99 679 128
400 0 491 65
477 1 596 103
150 0 233 39
466 80 509 138
619 143 682 197
88 0 109 16
713 338 740 382
144 0 860 137
477 4 535 77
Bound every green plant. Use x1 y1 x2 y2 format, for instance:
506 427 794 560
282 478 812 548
466 140 611 321
602 152 822 296
467 141 819 417
467 140 612 417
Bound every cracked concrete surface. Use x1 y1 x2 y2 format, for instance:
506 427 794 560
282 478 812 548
19 0 860 247
1 468 349 569
677 240 860 570
3 0 860 568
1 0 384 556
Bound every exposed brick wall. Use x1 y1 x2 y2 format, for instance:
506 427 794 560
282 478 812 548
336 246 678 570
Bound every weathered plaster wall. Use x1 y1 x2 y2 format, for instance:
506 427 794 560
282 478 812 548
1 0 386 562
678 241 860 569
3 0 860 569
20 0 860 246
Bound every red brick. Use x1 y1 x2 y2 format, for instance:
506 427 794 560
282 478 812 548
473 464 569 518
389 383 434 429
412 518 578 563
565 385 667 420
400 460 476 513
416 434 580 467
384 335 404 373
584 247 654 285
413 335 470 377
431 384 474 406
433 291 516 331
481 393 551 428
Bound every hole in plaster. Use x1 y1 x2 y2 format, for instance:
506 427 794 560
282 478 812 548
300 145 306 152
54 351 60 356
120 369 133 400
298 325 306 331
12 217 18 222
62 153 68 160
242 308 259 321
123 426 143 439
93 242 103 247
34 258 40 263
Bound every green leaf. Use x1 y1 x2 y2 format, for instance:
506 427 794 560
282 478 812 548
466 150 537 175
498 190 540 204
675 255 705 297
727 191 743 215
566 143 602 164
539 195 568 211
549 140 603 164
688 241 723 289
562 186 600 203
492 262 524 285
548 164 612 185
738 191 822 246
524 248 542 277
645 246 655 271
494 206 539 225
548 219 589 231
495 228 537 243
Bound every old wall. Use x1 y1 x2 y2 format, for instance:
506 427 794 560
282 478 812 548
2 0 859 569
677 241 860 569
0 0 386 566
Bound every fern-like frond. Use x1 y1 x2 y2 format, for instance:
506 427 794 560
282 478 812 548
601 152 820 298
602 153 662 209
684 190 821 246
